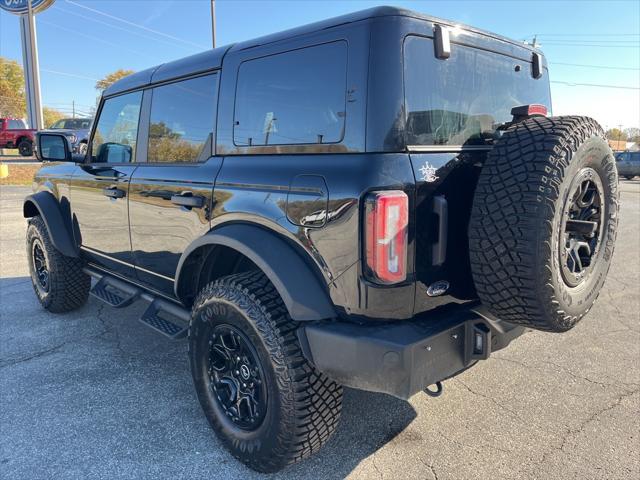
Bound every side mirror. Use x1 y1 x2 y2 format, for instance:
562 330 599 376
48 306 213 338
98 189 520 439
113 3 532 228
36 133 74 162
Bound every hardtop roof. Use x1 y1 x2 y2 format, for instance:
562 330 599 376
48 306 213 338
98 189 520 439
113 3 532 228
104 6 540 97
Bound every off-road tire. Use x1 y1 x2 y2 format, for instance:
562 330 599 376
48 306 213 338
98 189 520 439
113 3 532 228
469 116 619 332
189 271 343 473
26 216 90 312
18 139 33 157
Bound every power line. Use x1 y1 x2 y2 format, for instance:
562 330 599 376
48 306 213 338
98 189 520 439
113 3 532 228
541 42 640 48
550 61 640 71
38 19 148 57
64 0 208 50
54 5 197 52
526 33 640 37
538 39 640 44
40 68 99 82
551 80 640 90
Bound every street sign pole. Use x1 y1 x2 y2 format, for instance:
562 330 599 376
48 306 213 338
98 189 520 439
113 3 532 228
19 0 43 130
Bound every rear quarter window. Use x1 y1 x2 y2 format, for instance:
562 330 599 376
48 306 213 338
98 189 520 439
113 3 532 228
233 41 348 147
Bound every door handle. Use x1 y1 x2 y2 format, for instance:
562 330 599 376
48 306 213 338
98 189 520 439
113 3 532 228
171 193 204 208
103 187 125 199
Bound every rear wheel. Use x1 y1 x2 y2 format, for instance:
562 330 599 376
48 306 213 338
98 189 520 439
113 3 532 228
26 216 90 312
189 271 342 473
18 139 33 157
469 116 619 332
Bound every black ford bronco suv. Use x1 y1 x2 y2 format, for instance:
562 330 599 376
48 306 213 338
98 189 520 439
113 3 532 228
26 6 618 473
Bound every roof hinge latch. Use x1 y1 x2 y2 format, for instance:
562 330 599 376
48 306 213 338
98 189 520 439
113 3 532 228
434 24 451 60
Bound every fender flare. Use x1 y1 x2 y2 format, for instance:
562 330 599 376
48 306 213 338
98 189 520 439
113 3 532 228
175 224 336 321
23 191 78 258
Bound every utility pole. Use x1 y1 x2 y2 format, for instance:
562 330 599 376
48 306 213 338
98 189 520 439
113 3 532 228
72 100 75 118
618 124 624 147
210 0 216 48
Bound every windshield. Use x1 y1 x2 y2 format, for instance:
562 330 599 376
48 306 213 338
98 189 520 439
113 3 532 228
51 118 92 129
403 35 552 147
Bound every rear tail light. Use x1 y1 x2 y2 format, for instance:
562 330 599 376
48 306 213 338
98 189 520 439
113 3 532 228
364 191 409 284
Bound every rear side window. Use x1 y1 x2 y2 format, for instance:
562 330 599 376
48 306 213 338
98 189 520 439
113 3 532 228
404 36 552 147
233 42 347 146
91 91 142 163
8 119 26 129
147 74 218 163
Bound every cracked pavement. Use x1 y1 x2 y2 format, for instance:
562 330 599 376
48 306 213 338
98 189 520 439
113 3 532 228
1 182 639 480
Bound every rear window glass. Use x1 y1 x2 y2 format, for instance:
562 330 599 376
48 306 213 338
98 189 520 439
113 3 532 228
8 119 26 129
233 42 347 146
52 118 92 129
404 36 552 147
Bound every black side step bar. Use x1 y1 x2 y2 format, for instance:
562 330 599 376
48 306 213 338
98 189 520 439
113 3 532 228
84 267 189 340
90 276 140 308
140 299 189 339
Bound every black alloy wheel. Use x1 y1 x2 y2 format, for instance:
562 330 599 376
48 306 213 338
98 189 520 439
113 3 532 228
31 238 50 293
208 324 268 430
560 168 605 287
18 140 33 156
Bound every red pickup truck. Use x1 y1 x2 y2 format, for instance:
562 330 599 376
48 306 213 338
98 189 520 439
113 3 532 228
0 118 36 156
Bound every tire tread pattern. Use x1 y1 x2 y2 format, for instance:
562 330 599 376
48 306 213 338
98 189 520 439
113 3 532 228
468 116 614 332
189 271 342 472
26 216 90 313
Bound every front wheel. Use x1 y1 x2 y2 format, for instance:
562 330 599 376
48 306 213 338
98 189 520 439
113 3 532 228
26 216 90 312
189 271 343 473
18 139 33 157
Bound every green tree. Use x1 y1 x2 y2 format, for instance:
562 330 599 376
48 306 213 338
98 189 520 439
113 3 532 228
0 57 26 118
95 69 135 92
43 107 64 128
605 128 627 142
624 127 640 144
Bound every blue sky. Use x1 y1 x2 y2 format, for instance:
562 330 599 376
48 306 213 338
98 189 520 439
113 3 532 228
1 0 639 129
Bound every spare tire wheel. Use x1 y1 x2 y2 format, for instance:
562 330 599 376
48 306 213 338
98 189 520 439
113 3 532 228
469 116 619 332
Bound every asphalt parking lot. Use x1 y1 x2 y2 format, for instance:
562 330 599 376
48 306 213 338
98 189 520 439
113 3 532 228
1 182 638 480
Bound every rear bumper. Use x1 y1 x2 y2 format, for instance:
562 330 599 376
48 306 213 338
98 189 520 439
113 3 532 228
299 305 525 400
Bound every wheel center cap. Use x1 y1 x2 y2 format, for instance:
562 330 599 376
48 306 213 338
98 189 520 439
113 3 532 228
240 364 251 380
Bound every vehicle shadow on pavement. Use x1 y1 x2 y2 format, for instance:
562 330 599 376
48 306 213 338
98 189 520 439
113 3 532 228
282 388 418 479
0 277 418 479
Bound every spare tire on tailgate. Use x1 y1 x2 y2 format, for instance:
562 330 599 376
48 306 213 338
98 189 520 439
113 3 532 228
469 116 619 332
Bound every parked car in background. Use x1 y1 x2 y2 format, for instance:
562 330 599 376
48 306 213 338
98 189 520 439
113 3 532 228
615 151 640 179
0 118 36 156
42 117 93 155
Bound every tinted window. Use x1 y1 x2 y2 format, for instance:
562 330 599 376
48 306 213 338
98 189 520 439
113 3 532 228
8 119 26 129
52 118 92 129
404 36 552 146
234 42 347 146
148 74 217 163
91 91 142 163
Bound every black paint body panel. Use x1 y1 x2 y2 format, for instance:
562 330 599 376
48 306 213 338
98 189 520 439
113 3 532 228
28 7 550 324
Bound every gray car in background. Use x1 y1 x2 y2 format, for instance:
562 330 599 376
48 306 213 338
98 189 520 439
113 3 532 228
42 117 93 154
615 151 640 180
